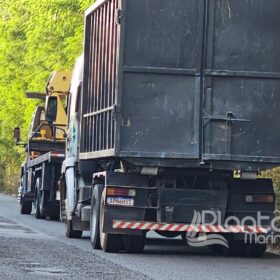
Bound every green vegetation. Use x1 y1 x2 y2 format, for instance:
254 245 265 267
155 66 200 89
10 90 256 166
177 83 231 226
264 168 280 212
0 0 93 193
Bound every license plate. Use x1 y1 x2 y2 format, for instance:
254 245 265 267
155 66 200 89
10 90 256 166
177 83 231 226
107 197 134 206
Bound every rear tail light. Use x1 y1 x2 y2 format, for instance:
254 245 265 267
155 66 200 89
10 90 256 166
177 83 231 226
106 187 136 197
245 195 274 203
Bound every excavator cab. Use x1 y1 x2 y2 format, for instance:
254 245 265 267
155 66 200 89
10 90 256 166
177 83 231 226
29 106 52 140
25 71 72 154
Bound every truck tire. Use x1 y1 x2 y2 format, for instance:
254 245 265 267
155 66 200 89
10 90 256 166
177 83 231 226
245 243 266 258
49 208 60 220
90 184 104 249
207 234 229 256
65 220 83 239
39 190 48 217
34 178 46 219
123 233 146 253
208 244 228 256
20 199 32 215
228 240 246 257
99 189 123 253
157 231 181 238
228 239 266 258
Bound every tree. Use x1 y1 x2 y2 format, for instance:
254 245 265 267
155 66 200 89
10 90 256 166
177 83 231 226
0 0 94 193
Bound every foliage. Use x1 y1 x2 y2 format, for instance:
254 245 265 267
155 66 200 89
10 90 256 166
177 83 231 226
0 0 94 193
264 168 280 211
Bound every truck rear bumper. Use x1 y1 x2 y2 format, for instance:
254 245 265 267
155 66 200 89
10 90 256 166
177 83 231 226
112 220 268 234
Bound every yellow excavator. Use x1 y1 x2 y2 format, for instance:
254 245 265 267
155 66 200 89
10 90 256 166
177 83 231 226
14 71 71 219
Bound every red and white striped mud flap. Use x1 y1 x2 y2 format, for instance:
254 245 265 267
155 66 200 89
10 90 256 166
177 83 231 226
112 220 268 234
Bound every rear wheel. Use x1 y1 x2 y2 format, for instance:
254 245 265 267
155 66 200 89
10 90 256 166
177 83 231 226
156 231 181 238
208 234 229 256
228 239 266 257
245 243 266 258
49 209 60 220
228 240 246 257
39 190 48 217
90 184 104 250
123 233 146 253
34 178 45 219
20 199 32 215
65 219 83 239
208 244 228 256
99 189 123 253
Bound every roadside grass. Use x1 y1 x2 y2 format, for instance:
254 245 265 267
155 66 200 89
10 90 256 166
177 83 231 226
263 167 280 249
264 167 280 211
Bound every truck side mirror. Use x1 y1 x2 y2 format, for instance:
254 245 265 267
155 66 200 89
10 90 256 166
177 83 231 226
45 96 58 123
13 127 21 143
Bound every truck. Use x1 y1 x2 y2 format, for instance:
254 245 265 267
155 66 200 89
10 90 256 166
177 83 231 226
47 0 280 256
15 71 71 220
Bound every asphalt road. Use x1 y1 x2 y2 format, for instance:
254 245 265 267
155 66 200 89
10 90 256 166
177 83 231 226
0 194 280 280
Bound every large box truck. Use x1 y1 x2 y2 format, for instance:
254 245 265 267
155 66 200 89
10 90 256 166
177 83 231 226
49 0 280 256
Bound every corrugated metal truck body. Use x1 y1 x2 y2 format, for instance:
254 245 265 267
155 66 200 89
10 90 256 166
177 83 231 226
80 0 280 171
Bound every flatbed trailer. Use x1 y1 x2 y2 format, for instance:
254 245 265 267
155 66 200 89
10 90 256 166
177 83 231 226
19 152 65 219
16 71 71 220
26 151 65 169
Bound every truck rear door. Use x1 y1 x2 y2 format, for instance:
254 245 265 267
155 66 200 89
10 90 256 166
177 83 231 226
203 0 280 165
